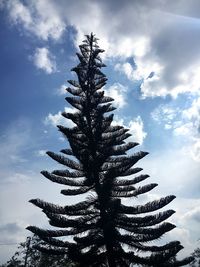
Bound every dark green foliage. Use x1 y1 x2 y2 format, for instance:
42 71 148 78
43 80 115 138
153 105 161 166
190 247 200 267
3 235 75 267
27 33 193 266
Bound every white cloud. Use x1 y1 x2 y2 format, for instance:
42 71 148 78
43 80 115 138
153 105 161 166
173 98 200 161
115 56 163 84
115 63 134 80
151 105 181 126
112 116 124 127
67 2 200 99
183 206 200 223
6 172 31 184
112 115 147 145
105 83 127 109
4 0 200 99
36 149 46 157
142 147 200 199
128 117 147 144
56 83 67 95
6 0 65 41
44 107 76 128
140 61 200 99
173 122 193 136
45 110 65 127
7 0 32 26
151 96 200 162
180 138 200 162
66 2 200 99
191 139 200 162
109 36 150 59
32 47 57 74
183 97 200 120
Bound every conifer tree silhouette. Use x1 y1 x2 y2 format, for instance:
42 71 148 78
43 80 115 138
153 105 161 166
27 33 193 267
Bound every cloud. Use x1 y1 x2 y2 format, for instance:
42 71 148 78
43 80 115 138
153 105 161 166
35 149 47 157
6 0 65 41
128 117 147 145
191 140 200 162
107 35 150 59
7 0 32 26
183 206 200 223
113 35 161 84
140 58 200 99
0 222 22 235
2 172 31 185
32 47 57 74
151 105 181 128
112 10 200 99
70 2 200 99
181 138 200 162
56 83 68 95
44 107 76 128
105 83 128 109
142 144 200 199
151 95 200 161
112 115 147 145
183 97 200 121
175 97 200 161
67 1 200 98
3 0 200 99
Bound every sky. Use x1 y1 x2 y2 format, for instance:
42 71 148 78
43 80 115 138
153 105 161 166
0 0 200 264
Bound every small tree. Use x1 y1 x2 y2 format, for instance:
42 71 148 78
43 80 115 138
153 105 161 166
4 235 75 267
190 247 200 267
27 33 193 266
6 236 39 267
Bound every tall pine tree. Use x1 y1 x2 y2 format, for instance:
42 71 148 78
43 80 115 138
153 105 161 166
27 33 193 267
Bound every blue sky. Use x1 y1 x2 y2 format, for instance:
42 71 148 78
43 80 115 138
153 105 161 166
0 0 200 263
